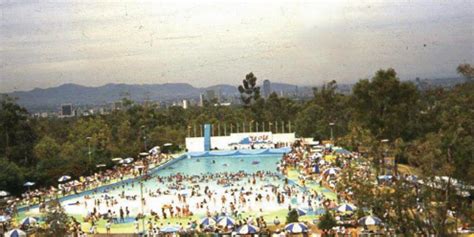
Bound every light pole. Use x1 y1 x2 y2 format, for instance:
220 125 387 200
329 122 335 142
380 139 389 176
136 166 146 235
86 137 92 173
140 125 147 151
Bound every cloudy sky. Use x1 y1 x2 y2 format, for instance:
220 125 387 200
1 0 473 92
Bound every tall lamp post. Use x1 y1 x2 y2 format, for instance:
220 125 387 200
329 122 335 142
136 165 146 235
140 125 147 151
86 137 92 173
380 139 389 176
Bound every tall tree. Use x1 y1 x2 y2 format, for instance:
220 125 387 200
457 63 474 82
351 68 420 141
238 72 261 106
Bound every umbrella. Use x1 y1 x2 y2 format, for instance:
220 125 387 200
336 203 357 212
358 215 383 226
284 222 309 233
122 158 134 164
295 208 307 216
149 146 160 155
20 217 37 225
378 175 393 181
200 217 216 226
237 224 259 234
217 216 235 227
5 229 26 237
0 190 10 197
322 168 340 176
58 175 71 182
111 157 123 162
161 225 180 233
23 182 35 187
0 215 9 222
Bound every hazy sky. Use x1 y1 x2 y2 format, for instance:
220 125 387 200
1 0 473 93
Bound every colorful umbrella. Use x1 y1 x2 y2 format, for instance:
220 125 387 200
23 182 35 187
358 215 382 226
20 217 37 225
200 217 217 226
237 224 259 234
58 175 71 182
5 229 26 237
322 167 340 176
0 190 10 197
336 203 357 212
284 222 309 233
160 225 180 233
295 208 307 216
217 216 235 227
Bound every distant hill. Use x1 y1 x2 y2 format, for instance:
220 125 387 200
7 82 312 112
6 77 465 112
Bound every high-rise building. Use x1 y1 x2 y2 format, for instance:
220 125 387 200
182 99 189 109
60 104 73 117
199 94 205 107
263 80 271 98
206 90 216 102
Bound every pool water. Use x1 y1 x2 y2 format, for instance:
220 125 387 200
26 154 290 217
152 154 282 177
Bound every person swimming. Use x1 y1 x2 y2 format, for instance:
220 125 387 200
212 160 216 164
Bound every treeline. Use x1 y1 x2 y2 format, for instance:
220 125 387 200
0 67 472 195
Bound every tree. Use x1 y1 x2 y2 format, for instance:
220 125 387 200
351 69 420 142
457 63 473 82
41 199 71 236
0 157 24 195
238 72 261 106
34 136 61 161
286 209 299 223
318 210 337 232
0 95 36 165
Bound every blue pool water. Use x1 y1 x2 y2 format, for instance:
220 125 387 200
151 154 282 177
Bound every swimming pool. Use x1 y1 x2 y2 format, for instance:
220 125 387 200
151 154 282 177
24 153 290 217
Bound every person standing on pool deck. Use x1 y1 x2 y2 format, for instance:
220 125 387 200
120 207 124 222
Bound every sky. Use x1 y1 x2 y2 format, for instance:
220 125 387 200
0 0 473 93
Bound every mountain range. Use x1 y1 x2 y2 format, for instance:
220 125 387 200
7 82 312 112
5 77 466 112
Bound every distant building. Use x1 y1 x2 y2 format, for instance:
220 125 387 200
199 94 205 107
263 80 271 98
182 99 189 109
60 104 74 117
206 90 217 102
